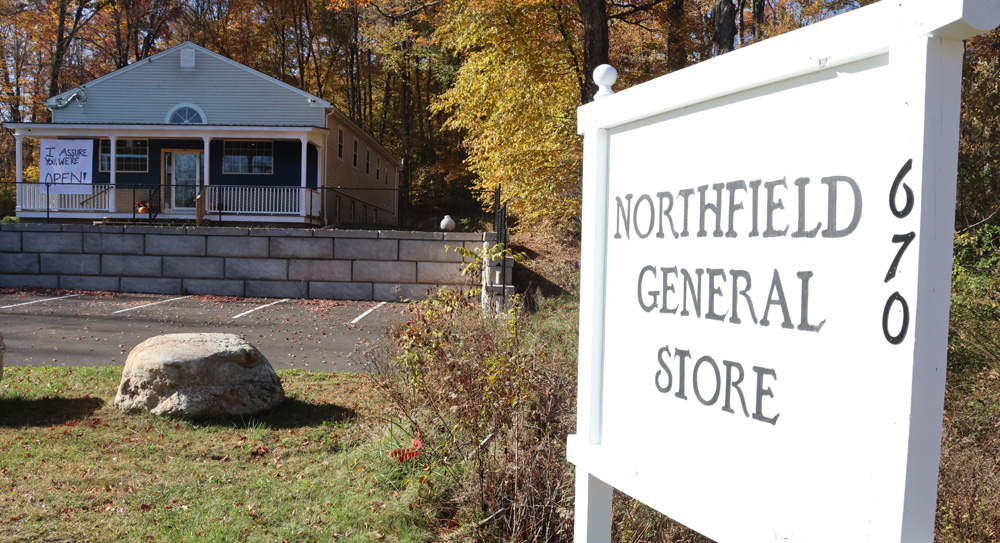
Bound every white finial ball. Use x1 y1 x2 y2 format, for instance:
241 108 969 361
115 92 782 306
594 64 617 87
440 215 456 231
593 64 618 99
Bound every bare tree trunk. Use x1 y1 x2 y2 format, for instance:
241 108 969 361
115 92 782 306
302 0 323 98
49 0 70 97
551 3 584 106
712 0 737 54
575 0 608 104
347 8 360 122
49 0 104 97
366 49 373 132
665 0 687 73
751 0 766 41
413 60 423 152
377 73 394 137
738 0 745 46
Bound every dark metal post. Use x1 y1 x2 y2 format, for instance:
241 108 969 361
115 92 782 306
501 201 508 307
489 184 510 309
321 186 327 227
493 184 501 233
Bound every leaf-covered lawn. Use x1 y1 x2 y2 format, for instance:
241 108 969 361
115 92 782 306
0 366 436 543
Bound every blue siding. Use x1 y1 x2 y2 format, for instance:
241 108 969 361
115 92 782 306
84 138 318 188
210 140 318 188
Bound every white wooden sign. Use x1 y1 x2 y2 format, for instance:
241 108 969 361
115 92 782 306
568 1 1000 542
39 139 94 195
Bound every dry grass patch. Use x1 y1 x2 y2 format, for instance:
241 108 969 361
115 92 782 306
0 366 436 543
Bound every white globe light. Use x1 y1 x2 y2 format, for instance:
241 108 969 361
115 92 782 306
440 215 456 231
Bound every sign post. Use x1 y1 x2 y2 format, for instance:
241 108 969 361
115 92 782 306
39 139 94 195
568 1 1000 542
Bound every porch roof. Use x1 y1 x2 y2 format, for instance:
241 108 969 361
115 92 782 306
3 122 328 145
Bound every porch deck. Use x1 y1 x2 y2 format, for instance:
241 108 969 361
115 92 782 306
14 183 322 225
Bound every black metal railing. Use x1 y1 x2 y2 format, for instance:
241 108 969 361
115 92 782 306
0 180 500 234
493 184 509 250
2 181 374 228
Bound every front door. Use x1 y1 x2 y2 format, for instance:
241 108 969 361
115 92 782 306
169 152 201 208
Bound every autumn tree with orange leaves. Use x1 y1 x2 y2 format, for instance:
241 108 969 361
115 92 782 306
1 0 999 232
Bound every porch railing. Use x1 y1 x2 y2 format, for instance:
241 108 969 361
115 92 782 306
13 183 320 218
206 185 320 217
5 182 410 227
17 183 113 212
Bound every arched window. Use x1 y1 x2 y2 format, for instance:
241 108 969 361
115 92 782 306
166 104 206 124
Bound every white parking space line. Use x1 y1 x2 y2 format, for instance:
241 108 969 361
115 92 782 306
350 301 387 324
0 294 78 309
232 298 289 319
112 295 195 314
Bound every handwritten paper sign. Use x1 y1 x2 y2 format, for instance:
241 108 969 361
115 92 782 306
39 139 93 195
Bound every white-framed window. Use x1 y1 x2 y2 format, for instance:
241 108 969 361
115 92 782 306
223 140 273 174
337 128 344 159
166 103 206 124
376 157 380 181
365 150 370 175
99 139 148 172
353 139 358 168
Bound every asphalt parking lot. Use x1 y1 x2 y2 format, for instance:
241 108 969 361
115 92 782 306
0 290 406 371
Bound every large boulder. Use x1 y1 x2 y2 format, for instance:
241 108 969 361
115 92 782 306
114 333 284 417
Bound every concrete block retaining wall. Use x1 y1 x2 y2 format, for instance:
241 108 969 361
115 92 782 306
0 224 484 301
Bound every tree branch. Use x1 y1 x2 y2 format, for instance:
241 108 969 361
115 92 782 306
957 206 1000 235
370 0 446 22
609 0 668 21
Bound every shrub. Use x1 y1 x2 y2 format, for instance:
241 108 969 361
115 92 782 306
0 181 14 219
366 288 576 542
949 225 1000 372
936 224 1000 543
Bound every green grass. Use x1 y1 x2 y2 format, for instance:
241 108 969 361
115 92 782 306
7 225 1000 543
0 366 440 543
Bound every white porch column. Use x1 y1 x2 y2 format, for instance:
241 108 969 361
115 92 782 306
299 136 308 217
109 135 117 212
14 134 22 211
202 137 211 187
108 135 117 186
200 137 211 223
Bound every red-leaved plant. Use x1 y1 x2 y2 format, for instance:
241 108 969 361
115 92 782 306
389 425 423 462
